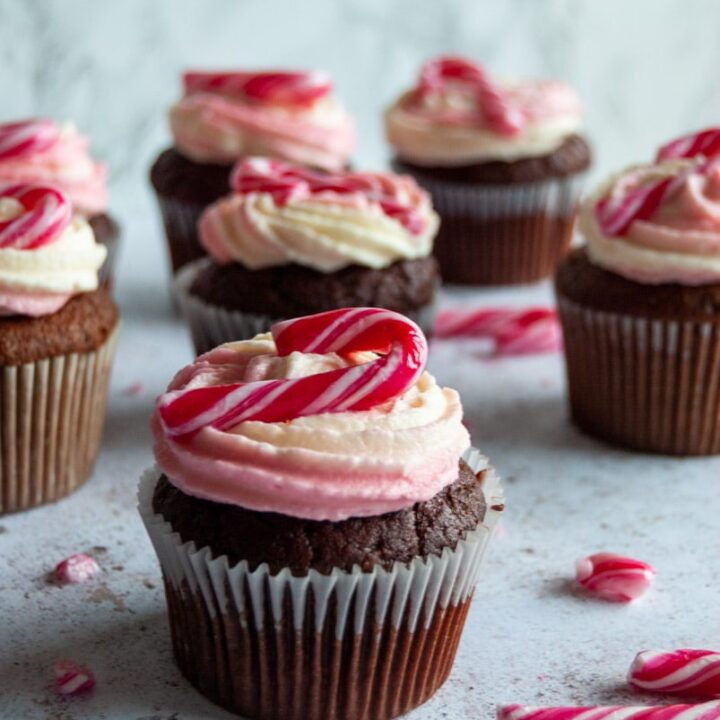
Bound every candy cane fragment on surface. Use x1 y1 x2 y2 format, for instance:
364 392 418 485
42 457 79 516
0 118 60 161
497 701 720 720
0 184 71 249
54 554 100 585
629 650 720 697
157 307 428 439
575 553 656 602
53 659 95 696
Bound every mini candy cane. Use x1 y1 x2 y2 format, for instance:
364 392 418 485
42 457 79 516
230 158 429 234
575 553 655 602
629 649 720 697
498 701 720 720
54 553 100 584
417 56 525 136
433 306 562 356
0 118 59 161
0 184 71 249
183 70 332 105
657 128 720 162
53 659 95 696
158 307 427 438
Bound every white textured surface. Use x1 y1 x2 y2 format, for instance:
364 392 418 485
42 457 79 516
1 1 720 718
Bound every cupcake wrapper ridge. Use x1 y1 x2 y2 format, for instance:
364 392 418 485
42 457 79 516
154 195 209 275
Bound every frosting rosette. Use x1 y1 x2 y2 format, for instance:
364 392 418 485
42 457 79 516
152 308 471 521
0 185 106 316
582 158 720 285
385 56 582 166
169 70 356 171
198 157 439 272
0 119 107 216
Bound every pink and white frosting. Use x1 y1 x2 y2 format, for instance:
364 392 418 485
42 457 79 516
169 71 356 171
0 119 107 216
385 56 582 167
0 185 106 317
198 157 439 272
152 308 471 521
582 158 720 285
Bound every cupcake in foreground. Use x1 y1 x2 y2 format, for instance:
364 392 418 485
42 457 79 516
139 307 503 720
0 184 118 512
175 157 440 353
556 127 720 455
150 70 356 275
385 56 591 285
0 118 120 288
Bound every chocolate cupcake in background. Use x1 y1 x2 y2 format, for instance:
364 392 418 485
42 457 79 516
150 70 356 276
0 118 121 288
175 157 441 354
385 56 591 285
139 307 503 720
556 128 720 455
0 184 119 513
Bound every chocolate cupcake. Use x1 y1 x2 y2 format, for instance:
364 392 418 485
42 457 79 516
0 118 121 288
175 157 440 353
385 56 591 285
0 184 119 512
139 307 503 720
150 70 356 276
556 128 720 455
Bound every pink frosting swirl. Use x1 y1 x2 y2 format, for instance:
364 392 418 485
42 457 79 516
169 70 356 171
151 331 470 521
0 119 107 216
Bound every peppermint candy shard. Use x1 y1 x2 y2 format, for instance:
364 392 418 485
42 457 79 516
53 659 95 696
0 118 60 161
629 649 720 697
0 184 71 249
157 307 428 439
497 701 720 720
54 553 100 585
657 128 720 162
575 552 655 603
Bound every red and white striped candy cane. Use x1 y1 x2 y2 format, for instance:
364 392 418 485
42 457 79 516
657 128 720 162
417 56 525 136
0 118 60 161
183 70 332 105
433 306 562 356
53 659 95 696
230 157 428 234
498 701 720 720
157 307 428 439
0 184 71 249
629 649 720 697
575 552 655 603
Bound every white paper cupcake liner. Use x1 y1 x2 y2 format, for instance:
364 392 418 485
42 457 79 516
0 327 119 513
557 294 720 455
175 258 439 355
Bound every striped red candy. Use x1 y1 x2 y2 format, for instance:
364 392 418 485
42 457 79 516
575 552 655 602
54 553 100 585
498 701 720 720
417 56 525 136
0 118 60 161
53 659 95 696
0 184 71 249
157 307 428 439
629 649 720 697
183 70 332 105
657 128 720 162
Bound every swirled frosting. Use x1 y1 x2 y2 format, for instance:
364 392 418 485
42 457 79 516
198 165 439 272
385 77 582 167
0 198 106 316
0 122 107 216
151 334 471 521
169 72 356 171
582 159 720 285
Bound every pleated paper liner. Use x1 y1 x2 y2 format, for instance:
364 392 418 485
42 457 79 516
155 194 209 275
557 295 720 455
138 448 503 720
0 327 119 513
409 173 585 286
174 258 439 356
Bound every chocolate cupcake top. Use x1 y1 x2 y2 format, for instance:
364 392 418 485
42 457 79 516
581 128 720 286
169 70 356 171
0 119 107 216
197 157 439 273
0 184 106 317
385 56 583 167
152 307 472 521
